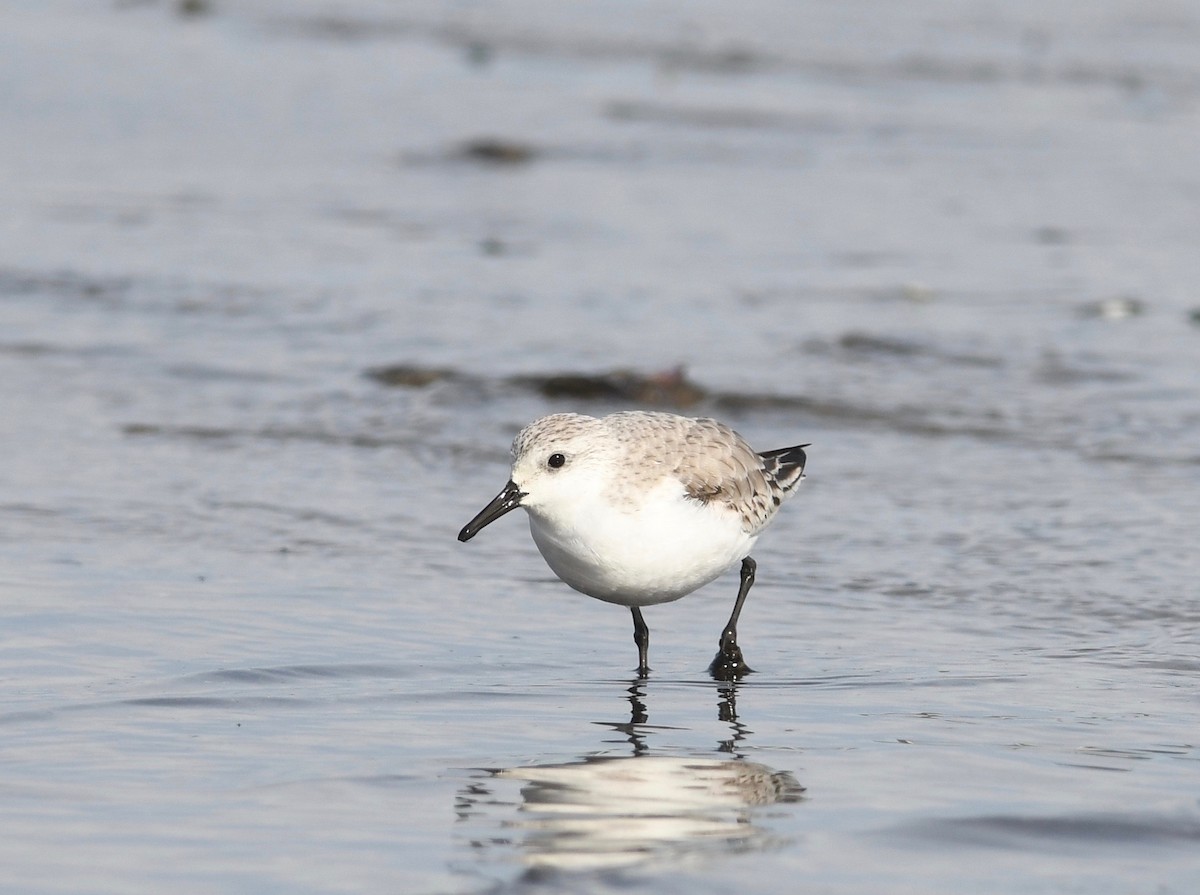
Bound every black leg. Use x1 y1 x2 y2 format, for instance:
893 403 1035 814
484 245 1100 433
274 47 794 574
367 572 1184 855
631 607 650 678
709 557 756 680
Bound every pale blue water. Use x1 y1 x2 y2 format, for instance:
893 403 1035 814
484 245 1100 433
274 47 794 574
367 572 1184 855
2 1 1198 893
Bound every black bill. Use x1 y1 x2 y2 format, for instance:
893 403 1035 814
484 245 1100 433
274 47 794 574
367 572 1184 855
458 480 525 542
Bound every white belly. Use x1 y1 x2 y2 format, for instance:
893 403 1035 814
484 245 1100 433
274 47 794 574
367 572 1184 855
525 479 756 607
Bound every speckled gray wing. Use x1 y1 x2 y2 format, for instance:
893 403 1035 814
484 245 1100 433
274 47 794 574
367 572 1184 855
610 413 806 534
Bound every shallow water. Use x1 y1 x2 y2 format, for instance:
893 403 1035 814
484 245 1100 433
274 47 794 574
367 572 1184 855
2 1 1199 892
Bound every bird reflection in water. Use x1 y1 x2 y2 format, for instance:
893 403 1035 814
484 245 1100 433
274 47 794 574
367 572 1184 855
455 681 805 875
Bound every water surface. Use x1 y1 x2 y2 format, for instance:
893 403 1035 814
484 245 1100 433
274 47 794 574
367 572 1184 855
2 1 1198 892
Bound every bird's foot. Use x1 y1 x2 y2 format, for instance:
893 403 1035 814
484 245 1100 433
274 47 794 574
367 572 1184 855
708 636 753 681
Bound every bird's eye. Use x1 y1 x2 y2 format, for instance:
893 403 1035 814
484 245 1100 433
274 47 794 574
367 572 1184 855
547 453 566 469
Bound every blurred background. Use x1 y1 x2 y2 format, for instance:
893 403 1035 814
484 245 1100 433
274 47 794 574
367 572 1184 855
2 1 1198 893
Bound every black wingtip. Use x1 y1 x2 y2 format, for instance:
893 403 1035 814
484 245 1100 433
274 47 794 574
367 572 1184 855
759 443 808 491
760 443 808 467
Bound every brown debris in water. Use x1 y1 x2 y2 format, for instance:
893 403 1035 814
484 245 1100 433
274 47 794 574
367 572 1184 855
364 364 460 387
178 0 212 16
365 363 709 409
363 359 1016 441
456 138 538 165
514 367 707 407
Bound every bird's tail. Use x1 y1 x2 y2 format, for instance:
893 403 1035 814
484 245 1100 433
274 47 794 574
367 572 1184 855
758 444 808 494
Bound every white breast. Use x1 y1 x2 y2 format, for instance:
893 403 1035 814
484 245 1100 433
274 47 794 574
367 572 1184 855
525 477 756 607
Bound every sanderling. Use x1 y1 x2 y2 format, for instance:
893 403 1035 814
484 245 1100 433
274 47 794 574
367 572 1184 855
458 411 807 679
